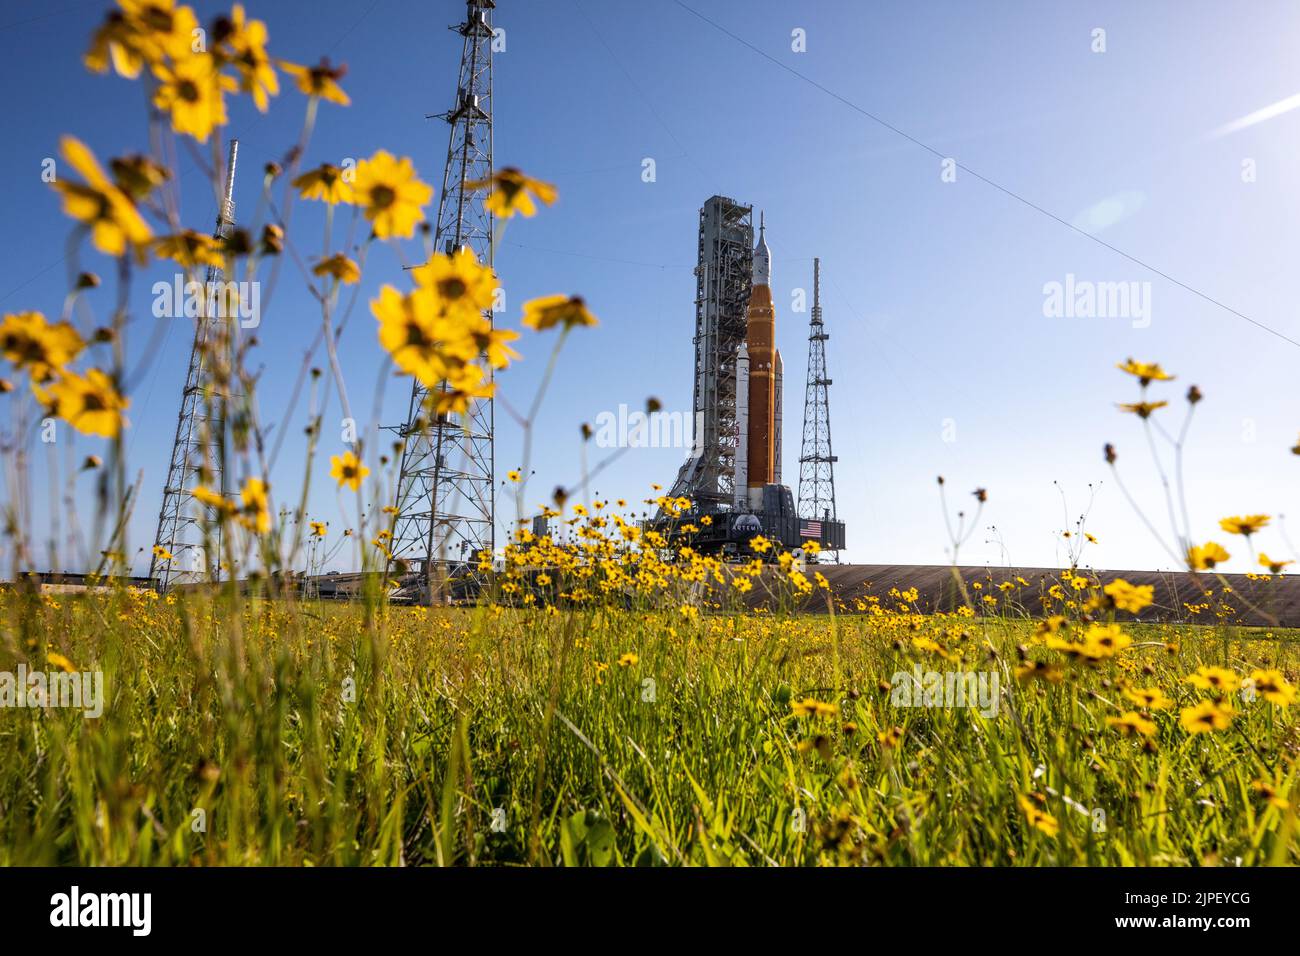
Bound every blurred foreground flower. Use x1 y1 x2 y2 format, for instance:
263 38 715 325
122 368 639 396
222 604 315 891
50 136 152 258
1180 699 1234 733
280 57 349 106
151 53 236 143
292 164 354 204
313 253 361 285
237 477 271 533
0 311 85 383
1186 542 1230 571
521 294 598 332
34 368 129 438
1116 359 1174 385
215 4 278 111
329 451 369 491
84 0 199 79
466 167 556 219
1219 514 1269 537
353 150 431 239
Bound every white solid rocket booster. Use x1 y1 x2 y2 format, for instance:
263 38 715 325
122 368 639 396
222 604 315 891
773 349 783 485
734 343 750 510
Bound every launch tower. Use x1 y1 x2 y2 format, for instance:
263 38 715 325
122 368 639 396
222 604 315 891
656 198 845 558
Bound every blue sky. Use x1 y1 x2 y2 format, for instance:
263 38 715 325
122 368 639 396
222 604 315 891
3 0 1299 575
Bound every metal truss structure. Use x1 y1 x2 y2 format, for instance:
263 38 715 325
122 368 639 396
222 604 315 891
389 0 496 597
667 195 753 511
150 139 239 590
797 258 839 527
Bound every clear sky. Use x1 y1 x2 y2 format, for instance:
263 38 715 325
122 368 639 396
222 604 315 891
3 0 1299 575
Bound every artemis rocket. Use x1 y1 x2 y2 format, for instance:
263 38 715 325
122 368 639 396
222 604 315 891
735 213 782 511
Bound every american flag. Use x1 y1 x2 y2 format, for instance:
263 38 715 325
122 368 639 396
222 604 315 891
800 521 822 538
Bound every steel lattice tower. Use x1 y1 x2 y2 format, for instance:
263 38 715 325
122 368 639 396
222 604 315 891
667 196 753 509
150 139 239 590
389 0 496 597
797 258 838 524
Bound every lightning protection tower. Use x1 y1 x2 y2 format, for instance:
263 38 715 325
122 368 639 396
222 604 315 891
150 138 239 591
797 258 839 533
389 0 496 599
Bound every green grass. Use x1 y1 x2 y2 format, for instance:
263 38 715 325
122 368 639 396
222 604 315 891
1 585 1297 866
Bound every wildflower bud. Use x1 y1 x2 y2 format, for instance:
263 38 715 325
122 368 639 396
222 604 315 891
646 396 662 414
1186 384 1203 404
260 223 284 255
419 221 432 236
265 161 283 179
76 272 101 290
225 228 253 256
1104 443 1117 464
0 379 12 394
553 485 569 508
936 475 945 485
973 487 988 503
380 455 389 466
580 423 593 441
310 367 322 379
81 455 102 471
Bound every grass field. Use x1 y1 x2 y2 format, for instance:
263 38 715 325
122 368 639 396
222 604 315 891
2 582 1296 866
4 0 1298 872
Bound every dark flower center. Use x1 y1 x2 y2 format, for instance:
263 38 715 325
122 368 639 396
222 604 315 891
403 320 430 349
437 277 467 300
143 7 174 32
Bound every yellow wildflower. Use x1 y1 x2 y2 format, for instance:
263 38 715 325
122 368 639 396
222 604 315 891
329 450 369 491
465 167 556 219
352 150 432 239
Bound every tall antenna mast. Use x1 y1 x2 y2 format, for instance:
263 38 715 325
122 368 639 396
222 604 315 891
151 138 239 590
389 0 496 601
797 258 839 538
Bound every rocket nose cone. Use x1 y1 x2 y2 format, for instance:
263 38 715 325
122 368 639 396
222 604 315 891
753 218 771 286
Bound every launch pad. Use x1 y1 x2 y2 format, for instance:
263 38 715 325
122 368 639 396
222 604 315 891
652 196 846 560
